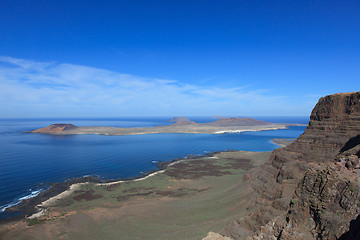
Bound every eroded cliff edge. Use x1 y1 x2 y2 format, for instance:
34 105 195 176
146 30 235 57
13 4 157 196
222 92 360 240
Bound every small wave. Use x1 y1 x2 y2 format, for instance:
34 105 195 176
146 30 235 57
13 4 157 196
0 190 42 213
152 161 158 163
0 202 18 213
19 190 41 200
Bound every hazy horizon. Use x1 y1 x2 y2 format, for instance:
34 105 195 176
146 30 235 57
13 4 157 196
0 115 309 120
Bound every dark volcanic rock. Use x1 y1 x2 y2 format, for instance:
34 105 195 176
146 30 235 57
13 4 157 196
311 92 360 121
285 167 360 239
272 92 360 166
222 92 360 240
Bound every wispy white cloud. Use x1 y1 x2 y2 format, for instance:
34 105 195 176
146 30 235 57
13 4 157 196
0 56 310 117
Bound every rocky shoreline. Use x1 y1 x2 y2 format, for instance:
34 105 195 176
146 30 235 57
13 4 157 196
0 149 237 224
1 176 101 224
0 149 271 240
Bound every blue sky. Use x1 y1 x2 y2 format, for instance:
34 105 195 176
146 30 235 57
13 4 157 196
0 0 359 118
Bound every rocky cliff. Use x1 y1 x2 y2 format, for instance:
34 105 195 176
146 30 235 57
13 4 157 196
222 92 360 239
273 92 360 166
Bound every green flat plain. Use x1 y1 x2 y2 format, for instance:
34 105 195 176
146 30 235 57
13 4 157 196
0 151 271 240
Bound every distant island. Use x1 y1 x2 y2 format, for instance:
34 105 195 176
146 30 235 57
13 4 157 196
26 117 303 136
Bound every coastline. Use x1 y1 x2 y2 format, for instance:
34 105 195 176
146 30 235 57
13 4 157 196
1 119 305 224
0 149 274 240
38 170 167 211
37 152 218 212
0 150 228 223
0 176 102 224
1 121 305 224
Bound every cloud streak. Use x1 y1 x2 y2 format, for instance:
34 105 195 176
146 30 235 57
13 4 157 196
0 56 309 117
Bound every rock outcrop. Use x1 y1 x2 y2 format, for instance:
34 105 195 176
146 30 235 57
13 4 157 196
284 167 360 239
203 232 234 240
222 92 360 239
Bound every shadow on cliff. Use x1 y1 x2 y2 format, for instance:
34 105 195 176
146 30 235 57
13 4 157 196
338 214 360 240
340 134 360 156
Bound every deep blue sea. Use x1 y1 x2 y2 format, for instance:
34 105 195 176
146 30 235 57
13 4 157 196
0 116 308 220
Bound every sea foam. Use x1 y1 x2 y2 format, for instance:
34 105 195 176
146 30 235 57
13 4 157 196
0 190 42 213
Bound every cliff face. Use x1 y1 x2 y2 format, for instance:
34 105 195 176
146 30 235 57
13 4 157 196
223 92 360 240
285 167 360 239
272 92 360 167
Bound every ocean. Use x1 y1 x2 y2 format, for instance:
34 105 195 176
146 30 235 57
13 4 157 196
0 117 308 220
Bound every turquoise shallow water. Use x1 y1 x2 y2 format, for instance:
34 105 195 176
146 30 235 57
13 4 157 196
0 117 308 219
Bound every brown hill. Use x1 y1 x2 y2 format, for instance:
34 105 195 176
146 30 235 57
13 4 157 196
31 124 78 134
205 117 269 126
170 117 197 126
170 117 269 126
